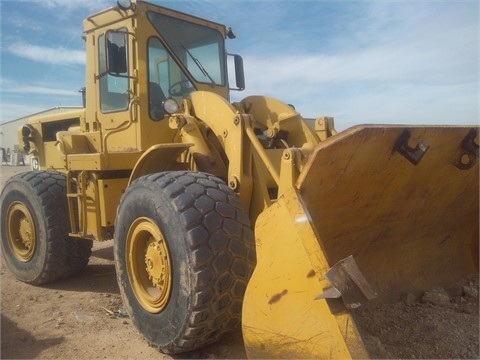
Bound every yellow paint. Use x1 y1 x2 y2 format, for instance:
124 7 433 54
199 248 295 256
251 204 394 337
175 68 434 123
297 125 479 301
243 187 367 359
10 1 479 358
244 125 479 358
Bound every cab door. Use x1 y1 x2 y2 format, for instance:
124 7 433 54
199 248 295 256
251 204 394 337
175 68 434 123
95 25 138 152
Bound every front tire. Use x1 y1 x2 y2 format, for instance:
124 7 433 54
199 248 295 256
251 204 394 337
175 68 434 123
114 171 255 354
0 171 92 285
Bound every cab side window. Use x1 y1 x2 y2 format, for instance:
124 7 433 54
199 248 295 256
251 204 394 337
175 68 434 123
98 32 129 113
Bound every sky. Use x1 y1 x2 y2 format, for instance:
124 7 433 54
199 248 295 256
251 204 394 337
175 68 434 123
0 0 478 131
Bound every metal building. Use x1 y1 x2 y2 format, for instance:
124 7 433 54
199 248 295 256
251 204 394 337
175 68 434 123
1 107 83 165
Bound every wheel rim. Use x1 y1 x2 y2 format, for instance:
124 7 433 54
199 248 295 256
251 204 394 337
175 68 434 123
126 217 172 313
6 202 36 262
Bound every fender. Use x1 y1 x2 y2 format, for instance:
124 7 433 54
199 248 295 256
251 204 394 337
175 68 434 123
128 143 191 185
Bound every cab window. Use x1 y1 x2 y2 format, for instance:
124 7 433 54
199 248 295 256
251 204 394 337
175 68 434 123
98 31 129 113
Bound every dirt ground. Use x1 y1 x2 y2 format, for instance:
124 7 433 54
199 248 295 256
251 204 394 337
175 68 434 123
353 274 479 359
1 165 479 359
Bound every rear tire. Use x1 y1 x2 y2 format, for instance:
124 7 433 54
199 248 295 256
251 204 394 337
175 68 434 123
114 171 255 354
0 171 92 285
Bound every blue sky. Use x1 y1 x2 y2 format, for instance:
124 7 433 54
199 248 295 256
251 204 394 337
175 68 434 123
0 0 478 131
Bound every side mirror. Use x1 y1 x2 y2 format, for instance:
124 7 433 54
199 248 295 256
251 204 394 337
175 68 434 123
234 55 245 90
228 53 245 91
106 30 128 75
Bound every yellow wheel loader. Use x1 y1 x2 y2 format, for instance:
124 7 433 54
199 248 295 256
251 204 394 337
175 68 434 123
1 1 478 358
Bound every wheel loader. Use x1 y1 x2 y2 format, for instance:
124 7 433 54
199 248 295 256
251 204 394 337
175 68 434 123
1 1 478 358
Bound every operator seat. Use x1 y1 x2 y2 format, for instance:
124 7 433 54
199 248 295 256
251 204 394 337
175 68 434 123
149 82 167 120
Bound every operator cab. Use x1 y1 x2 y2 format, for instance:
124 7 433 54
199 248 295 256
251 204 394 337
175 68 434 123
99 0 244 123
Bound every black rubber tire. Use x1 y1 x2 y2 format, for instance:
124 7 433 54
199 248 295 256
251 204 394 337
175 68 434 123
0 171 92 285
114 171 255 354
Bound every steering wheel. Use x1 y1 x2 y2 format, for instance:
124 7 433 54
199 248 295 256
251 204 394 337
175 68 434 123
169 79 193 97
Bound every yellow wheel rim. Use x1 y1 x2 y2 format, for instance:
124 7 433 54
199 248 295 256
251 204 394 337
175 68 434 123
6 202 36 262
126 217 172 313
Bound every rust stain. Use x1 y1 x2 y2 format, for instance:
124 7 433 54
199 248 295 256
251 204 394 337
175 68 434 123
438 235 450 246
306 269 316 278
268 289 288 305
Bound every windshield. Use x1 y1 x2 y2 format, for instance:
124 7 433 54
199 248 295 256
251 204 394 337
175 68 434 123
148 37 196 120
147 11 226 86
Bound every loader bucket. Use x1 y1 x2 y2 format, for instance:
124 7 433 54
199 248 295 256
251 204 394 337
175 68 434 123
242 125 479 359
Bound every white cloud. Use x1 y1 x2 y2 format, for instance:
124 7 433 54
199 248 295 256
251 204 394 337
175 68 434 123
1 77 80 97
0 103 52 122
39 0 110 12
7 43 85 66
0 92 82 121
0 78 83 121
235 1 478 130
319 83 479 130
4 84 79 97
244 25 476 90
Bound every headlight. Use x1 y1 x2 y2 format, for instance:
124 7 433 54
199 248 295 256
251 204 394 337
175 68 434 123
117 0 132 10
21 124 34 138
19 124 35 154
163 98 179 114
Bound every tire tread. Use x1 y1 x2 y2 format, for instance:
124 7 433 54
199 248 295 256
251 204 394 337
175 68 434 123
1 171 92 285
118 171 255 354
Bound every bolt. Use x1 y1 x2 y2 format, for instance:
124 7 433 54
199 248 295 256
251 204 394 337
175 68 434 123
228 177 239 191
460 153 471 165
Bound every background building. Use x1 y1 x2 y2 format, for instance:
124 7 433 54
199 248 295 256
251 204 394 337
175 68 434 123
0 107 83 165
